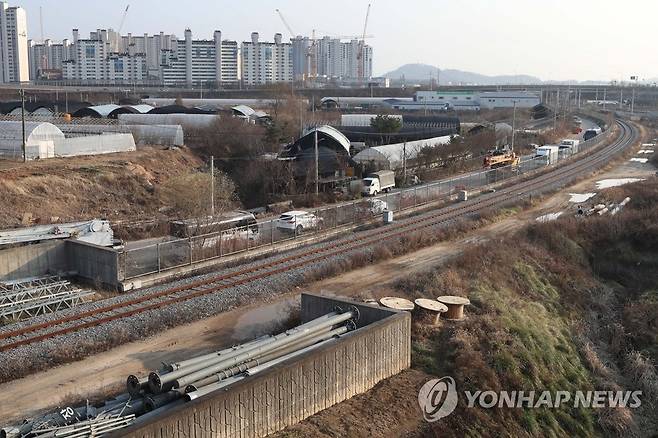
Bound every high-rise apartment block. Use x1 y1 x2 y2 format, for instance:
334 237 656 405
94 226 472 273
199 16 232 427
160 29 239 87
241 32 293 86
0 1 29 82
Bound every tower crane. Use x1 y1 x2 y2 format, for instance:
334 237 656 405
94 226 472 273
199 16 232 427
39 7 47 71
356 3 371 80
275 9 296 37
118 5 130 33
275 9 317 79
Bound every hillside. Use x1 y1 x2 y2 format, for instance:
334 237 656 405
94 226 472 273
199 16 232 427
383 63 542 85
0 147 204 230
277 179 658 437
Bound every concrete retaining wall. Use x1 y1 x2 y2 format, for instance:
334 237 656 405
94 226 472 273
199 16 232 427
0 240 120 287
0 240 68 281
66 240 120 287
119 293 411 438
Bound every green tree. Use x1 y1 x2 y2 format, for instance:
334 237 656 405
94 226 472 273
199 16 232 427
370 115 402 144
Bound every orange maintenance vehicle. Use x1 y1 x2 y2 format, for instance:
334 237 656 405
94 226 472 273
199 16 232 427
483 146 520 169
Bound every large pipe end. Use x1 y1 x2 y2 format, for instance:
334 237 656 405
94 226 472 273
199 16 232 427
345 320 357 332
148 372 163 394
348 305 360 323
185 384 198 393
126 375 143 396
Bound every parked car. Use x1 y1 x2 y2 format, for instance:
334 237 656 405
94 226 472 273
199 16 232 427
276 211 323 234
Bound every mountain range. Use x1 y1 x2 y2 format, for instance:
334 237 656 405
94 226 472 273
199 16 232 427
382 63 541 85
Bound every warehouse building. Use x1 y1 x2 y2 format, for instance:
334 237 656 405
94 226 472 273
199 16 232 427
410 90 541 111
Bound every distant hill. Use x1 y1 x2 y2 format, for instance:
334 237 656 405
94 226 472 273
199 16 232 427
383 63 542 85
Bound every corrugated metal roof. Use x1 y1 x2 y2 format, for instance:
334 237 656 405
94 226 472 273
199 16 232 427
314 125 351 154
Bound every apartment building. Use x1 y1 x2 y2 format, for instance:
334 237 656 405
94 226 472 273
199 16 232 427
0 1 29 82
160 29 239 87
63 29 147 83
28 39 72 79
241 32 293 86
300 36 373 80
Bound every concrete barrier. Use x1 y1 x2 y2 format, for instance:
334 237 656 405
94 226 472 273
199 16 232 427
66 240 120 287
119 293 411 438
0 240 68 281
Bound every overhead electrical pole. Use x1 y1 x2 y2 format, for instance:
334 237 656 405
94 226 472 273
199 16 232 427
511 101 517 152
314 128 319 196
20 89 26 162
210 155 215 217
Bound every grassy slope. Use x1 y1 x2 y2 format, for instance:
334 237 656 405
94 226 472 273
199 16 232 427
278 179 658 438
403 180 658 437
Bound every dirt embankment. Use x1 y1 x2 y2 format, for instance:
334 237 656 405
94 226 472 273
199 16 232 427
276 179 658 438
0 147 203 228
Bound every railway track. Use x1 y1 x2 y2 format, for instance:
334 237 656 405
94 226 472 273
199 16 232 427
0 119 639 353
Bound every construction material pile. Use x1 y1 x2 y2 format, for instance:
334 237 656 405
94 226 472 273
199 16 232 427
1 308 357 437
0 276 93 323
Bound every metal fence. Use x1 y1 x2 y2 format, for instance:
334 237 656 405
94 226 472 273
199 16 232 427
119 128 612 281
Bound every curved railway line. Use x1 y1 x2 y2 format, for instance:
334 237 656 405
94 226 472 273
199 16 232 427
0 119 639 353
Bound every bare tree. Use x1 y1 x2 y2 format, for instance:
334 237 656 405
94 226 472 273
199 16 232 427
160 171 238 221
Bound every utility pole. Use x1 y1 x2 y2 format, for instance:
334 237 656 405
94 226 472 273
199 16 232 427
511 101 517 152
402 141 407 186
603 88 607 110
553 88 559 131
210 155 215 217
19 89 26 162
314 128 319 196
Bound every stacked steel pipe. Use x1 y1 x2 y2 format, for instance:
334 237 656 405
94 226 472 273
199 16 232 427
130 307 358 405
1 308 357 437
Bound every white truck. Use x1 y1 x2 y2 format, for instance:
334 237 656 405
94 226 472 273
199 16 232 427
535 145 560 165
560 139 580 151
362 170 396 196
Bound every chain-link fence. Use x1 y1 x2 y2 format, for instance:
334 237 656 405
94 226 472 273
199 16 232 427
119 128 612 281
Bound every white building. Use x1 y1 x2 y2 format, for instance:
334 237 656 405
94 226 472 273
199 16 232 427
479 91 541 109
160 29 239 87
241 32 293 86
0 1 29 82
28 39 72 79
310 36 372 80
63 28 148 83
409 90 541 111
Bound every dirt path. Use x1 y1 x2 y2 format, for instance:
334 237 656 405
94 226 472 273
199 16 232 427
0 137 654 423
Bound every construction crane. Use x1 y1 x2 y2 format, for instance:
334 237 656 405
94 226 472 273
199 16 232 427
118 4 130 33
275 9 296 37
356 3 371 80
39 7 47 72
275 9 317 80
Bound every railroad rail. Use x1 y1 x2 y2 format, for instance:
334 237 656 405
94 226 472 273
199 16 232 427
0 119 639 353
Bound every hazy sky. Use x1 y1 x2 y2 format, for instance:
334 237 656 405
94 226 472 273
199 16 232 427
16 0 658 81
